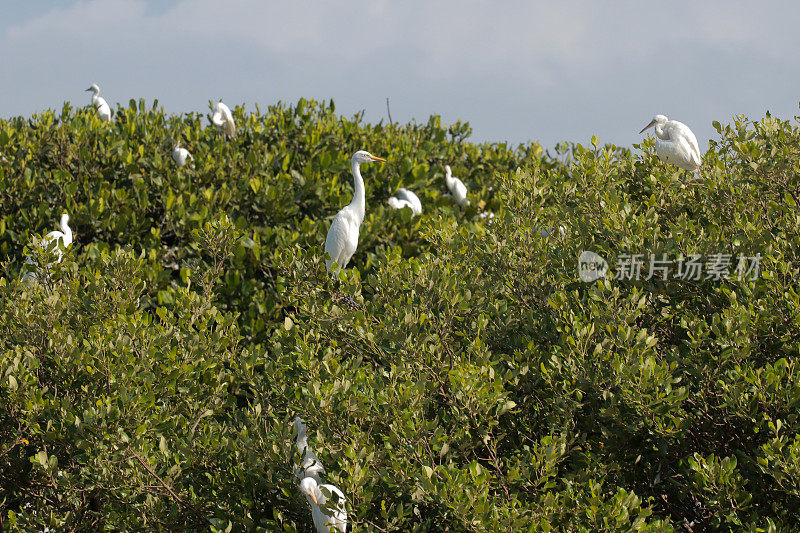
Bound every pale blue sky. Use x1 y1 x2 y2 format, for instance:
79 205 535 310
2 1 799 149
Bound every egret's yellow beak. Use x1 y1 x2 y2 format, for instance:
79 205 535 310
639 120 656 134
370 155 387 162
309 490 318 505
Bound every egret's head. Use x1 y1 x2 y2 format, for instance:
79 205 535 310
60 213 70 226
444 165 452 177
639 114 668 134
388 197 402 209
299 477 319 505
352 150 386 164
86 83 100 94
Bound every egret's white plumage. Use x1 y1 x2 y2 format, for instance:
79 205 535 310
396 188 422 215
86 84 111 122
171 141 192 167
299 477 348 533
22 213 73 282
388 187 422 216
639 115 701 172
444 165 469 208
294 416 325 484
211 100 236 138
324 150 386 272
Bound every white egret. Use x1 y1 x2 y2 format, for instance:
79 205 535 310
299 476 348 533
210 100 236 138
85 84 111 122
22 213 73 282
294 416 325 483
324 150 386 272
388 187 422 216
444 165 469 208
171 141 192 167
396 188 422 215
639 115 701 173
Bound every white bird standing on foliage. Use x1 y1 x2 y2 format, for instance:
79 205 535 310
85 84 111 122
324 150 386 272
444 165 469 208
639 115 701 173
171 141 192 167
294 416 325 483
22 213 73 282
388 187 422 216
299 477 348 533
210 100 236 138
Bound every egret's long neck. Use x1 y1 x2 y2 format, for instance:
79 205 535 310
296 431 308 453
445 169 454 188
350 159 366 222
61 219 72 244
654 122 668 140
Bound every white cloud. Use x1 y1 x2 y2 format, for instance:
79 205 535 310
2 0 800 146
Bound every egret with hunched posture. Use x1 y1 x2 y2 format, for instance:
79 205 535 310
324 150 386 272
388 187 422 216
85 84 111 122
211 100 236 138
171 141 192 167
294 416 325 483
444 165 469 208
22 213 73 282
639 115 701 173
299 476 348 533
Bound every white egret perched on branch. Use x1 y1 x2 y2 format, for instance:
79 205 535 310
324 150 386 272
388 187 422 216
21 213 73 282
210 100 236 138
639 115 701 173
85 84 111 122
171 140 192 167
294 416 325 483
444 165 469 208
299 477 348 533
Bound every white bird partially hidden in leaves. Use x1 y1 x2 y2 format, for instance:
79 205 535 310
171 140 192 167
299 477 348 533
639 115 701 174
325 150 386 273
388 187 422 216
444 165 469 208
210 100 236 138
85 84 111 122
21 213 73 283
294 416 325 483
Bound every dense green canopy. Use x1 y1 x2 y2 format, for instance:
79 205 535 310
1 99 798 531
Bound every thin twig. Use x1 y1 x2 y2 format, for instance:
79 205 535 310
129 448 205 519
386 97 393 125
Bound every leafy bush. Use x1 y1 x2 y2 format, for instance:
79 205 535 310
0 100 798 531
